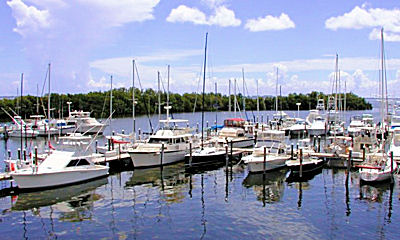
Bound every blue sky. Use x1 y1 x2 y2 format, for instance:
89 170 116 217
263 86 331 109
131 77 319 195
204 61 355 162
1 0 400 97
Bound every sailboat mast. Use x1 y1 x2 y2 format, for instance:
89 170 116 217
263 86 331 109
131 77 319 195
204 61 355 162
228 79 231 113
234 79 237 117
158 71 161 123
242 68 246 114
201 33 208 149
380 28 385 126
36 84 39 114
215 82 218 130
166 65 170 124
275 67 278 113
47 63 51 141
257 79 259 122
110 75 113 130
132 60 136 136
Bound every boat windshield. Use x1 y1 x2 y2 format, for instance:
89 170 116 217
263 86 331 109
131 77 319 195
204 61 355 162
148 138 172 144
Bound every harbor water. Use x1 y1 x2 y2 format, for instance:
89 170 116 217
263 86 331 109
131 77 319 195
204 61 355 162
0 108 399 239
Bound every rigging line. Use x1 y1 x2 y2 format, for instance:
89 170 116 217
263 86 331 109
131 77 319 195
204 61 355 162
243 76 255 121
193 58 205 114
135 63 153 130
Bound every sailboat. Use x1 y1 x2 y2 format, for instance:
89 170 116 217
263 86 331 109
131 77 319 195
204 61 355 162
359 28 397 183
184 33 228 167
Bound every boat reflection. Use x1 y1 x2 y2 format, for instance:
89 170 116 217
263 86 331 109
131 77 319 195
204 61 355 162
359 181 394 203
243 168 288 205
11 177 107 221
285 167 322 183
125 163 189 203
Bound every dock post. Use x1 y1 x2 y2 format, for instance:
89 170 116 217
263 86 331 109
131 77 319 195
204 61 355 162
230 140 233 163
17 148 21 161
299 149 303 178
263 146 267 174
112 130 115 136
34 146 38 172
108 138 111 151
111 139 115 150
362 146 366 162
160 142 164 167
390 151 394 179
291 143 294 160
24 124 27 141
138 128 141 140
7 150 11 160
196 123 199 134
347 149 352 171
122 129 125 134
95 140 98 153
225 145 229 168
189 142 193 167
23 149 26 161
318 136 321 153
313 137 316 148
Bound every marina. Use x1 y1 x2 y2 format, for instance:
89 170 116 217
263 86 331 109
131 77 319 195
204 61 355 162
0 107 400 239
2 1 400 238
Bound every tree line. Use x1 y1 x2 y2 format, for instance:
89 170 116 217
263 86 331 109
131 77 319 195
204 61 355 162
0 88 372 121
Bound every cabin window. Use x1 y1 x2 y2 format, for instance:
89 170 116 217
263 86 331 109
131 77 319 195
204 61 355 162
66 159 79 167
238 133 244 137
76 159 90 166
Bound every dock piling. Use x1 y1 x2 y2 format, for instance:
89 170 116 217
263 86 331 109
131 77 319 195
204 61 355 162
291 143 294 160
299 149 303 178
160 142 164 167
189 142 193 166
347 149 352 171
263 146 267 174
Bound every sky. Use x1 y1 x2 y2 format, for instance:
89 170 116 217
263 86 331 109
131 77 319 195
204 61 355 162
1 0 400 98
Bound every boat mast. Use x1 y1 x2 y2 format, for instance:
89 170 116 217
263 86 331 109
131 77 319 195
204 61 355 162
201 33 208 149
20 73 23 155
158 71 161 123
47 63 51 142
242 68 246 115
275 67 278 113
215 82 218 132
36 84 39 114
132 60 136 137
110 75 113 130
334 54 338 139
380 28 386 127
234 79 237 117
165 65 170 125
257 79 260 122
228 79 231 113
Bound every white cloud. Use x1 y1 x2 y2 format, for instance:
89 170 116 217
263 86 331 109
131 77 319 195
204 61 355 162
7 0 51 36
87 75 125 89
7 0 160 94
209 6 241 27
245 13 295 32
166 5 208 25
325 5 400 41
166 4 241 27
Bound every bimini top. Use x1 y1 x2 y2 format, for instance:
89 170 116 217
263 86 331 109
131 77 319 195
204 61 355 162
224 118 246 127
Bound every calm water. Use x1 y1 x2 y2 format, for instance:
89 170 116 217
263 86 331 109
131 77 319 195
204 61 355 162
1 108 400 239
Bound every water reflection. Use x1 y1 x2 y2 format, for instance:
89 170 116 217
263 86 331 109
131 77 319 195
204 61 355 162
11 177 107 213
242 168 288 205
125 163 189 203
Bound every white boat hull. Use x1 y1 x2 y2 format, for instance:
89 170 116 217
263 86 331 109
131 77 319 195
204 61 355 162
11 166 109 189
129 150 187 168
245 155 289 172
220 139 254 148
76 124 105 134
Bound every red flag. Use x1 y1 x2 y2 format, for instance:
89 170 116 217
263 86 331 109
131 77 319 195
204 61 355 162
48 141 56 150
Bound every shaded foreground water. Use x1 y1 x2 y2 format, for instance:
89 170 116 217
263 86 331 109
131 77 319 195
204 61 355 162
0 163 399 239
